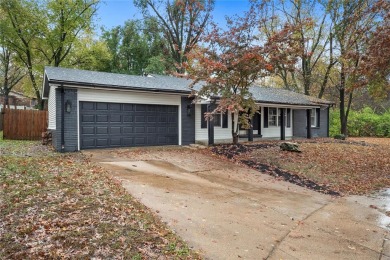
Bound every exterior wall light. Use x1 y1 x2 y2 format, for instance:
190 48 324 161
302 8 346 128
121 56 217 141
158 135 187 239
187 104 192 116
65 100 72 113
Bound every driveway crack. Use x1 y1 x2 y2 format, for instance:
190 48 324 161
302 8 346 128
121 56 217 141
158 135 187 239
380 233 389 260
264 201 331 259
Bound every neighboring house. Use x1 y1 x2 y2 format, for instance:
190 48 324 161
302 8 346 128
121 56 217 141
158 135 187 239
42 67 333 152
0 91 37 110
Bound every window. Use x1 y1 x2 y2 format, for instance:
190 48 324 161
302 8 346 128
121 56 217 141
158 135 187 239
286 108 291 128
213 113 222 127
311 108 316 127
268 108 278 126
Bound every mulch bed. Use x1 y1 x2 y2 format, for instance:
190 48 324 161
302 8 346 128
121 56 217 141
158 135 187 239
211 143 341 196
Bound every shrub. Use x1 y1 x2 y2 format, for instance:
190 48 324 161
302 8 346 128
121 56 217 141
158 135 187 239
329 107 390 137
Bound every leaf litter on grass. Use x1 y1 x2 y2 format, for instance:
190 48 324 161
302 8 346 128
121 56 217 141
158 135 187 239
0 140 199 259
211 138 390 195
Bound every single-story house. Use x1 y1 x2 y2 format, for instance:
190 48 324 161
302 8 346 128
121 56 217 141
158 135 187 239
42 67 333 152
0 90 37 110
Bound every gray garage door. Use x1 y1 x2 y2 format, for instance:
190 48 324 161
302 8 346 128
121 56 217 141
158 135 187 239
80 102 178 149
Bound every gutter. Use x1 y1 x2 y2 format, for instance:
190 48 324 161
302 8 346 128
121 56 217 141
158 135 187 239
48 79 192 95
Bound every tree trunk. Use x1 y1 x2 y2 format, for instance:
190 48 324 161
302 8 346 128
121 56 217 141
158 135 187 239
339 66 347 136
232 111 239 144
4 94 9 108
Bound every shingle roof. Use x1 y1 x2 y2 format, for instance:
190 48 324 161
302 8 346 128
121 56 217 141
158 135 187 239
43 66 193 96
43 67 332 107
249 86 332 106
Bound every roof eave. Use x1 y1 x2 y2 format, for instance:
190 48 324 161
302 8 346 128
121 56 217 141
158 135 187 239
47 79 192 95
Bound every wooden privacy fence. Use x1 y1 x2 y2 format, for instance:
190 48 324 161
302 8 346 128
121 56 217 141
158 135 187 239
2 108 48 140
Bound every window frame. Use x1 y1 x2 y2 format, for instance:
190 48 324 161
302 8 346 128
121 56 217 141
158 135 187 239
213 113 222 127
311 108 316 127
268 108 278 127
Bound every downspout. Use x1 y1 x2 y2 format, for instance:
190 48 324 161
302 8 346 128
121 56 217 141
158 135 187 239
61 86 65 152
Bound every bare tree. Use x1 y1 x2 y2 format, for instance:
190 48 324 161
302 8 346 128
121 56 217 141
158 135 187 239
135 0 214 73
261 0 336 98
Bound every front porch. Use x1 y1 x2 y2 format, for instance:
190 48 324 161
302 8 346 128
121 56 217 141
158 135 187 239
198 105 326 145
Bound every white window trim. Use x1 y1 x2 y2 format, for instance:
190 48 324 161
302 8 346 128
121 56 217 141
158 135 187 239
268 108 292 128
311 108 317 127
213 112 222 127
268 108 280 127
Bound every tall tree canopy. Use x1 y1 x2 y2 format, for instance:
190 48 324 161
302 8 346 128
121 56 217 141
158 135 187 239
0 0 99 109
40 0 99 67
188 4 297 143
261 0 335 98
326 0 386 135
134 0 214 73
0 45 25 107
101 18 173 75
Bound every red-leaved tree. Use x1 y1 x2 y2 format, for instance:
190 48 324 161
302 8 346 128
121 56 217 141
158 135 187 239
357 0 390 99
187 3 298 143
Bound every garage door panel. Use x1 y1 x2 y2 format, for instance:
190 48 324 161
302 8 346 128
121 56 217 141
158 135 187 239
123 104 133 111
167 136 177 144
148 116 157 123
96 103 108 110
135 137 146 145
110 138 121 146
96 114 108 122
158 127 167 133
135 126 145 133
82 126 95 134
147 126 156 133
135 116 146 123
110 114 121 122
147 136 157 144
110 126 121 135
123 137 133 145
109 103 121 110
96 138 109 147
82 114 95 122
135 104 147 112
168 127 177 133
96 126 108 134
123 115 133 122
81 102 95 110
80 101 178 149
123 127 133 133
82 138 95 148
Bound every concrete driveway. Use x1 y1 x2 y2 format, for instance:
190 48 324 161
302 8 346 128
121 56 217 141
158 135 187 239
84 147 390 260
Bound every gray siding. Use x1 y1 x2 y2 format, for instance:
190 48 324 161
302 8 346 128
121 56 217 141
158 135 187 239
55 88 78 152
50 129 57 149
293 108 329 138
181 97 195 145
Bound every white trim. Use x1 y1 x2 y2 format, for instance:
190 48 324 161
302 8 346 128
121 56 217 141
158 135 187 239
50 83 189 96
77 88 182 149
48 86 57 130
311 108 317 127
256 102 320 109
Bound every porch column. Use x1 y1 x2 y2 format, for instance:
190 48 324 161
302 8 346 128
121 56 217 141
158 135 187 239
207 104 214 145
248 118 253 142
306 109 312 139
280 108 285 140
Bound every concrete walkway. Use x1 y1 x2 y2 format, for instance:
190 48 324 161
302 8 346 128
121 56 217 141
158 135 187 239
85 148 390 260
